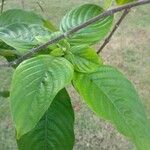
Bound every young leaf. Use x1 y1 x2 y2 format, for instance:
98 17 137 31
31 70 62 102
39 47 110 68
0 9 44 27
73 65 150 150
10 55 74 138
0 23 52 53
60 4 113 46
116 0 136 5
65 45 103 73
43 20 58 32
17 89 75 150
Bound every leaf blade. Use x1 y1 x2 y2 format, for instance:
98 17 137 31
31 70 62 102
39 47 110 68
17 89 75 150
10 55 74 138
73 65 150 149
60 4 113 46
0 9 44 27
0 23 52 52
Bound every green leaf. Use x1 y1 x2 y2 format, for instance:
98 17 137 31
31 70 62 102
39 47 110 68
116 0 136 5
0 9 56 54
0 23 52 53
65 45 103 73
60 4 113 46
73 65 150 150
36 31 70 55
43 20 58 32
17 89 75 150
0 9 44 27
10 55 74 138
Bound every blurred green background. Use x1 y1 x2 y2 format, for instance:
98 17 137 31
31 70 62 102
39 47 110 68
0 0 150 149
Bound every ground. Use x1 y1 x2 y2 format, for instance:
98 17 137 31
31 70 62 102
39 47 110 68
0 0 150 150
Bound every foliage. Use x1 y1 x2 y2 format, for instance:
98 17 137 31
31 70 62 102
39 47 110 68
17 89 75 150
0 1 149 150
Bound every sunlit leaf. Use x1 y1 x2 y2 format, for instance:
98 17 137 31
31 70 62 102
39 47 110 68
10 55 74 138
43 20 58 32
60 4 113 46
0 23 52 53
73 65 150 150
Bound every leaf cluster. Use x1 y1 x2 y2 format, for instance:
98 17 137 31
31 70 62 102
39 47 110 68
0 0 149 150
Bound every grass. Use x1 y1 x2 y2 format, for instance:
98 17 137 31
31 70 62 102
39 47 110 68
0 0 150 149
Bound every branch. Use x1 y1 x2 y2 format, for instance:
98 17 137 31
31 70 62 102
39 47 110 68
0 0 149 67
36 2 44 13
97 9 130 54
1 0 5 13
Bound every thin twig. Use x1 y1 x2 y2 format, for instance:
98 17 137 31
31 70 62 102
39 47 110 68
97 9 130 54
0 0 149 67
1 0 5 13
21 0 25 9
36 2 44 13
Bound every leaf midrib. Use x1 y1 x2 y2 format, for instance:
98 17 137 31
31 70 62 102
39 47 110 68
89 76 135 137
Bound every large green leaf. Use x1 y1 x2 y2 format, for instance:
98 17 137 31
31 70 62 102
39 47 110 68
10 55 74 138
60 4 113 46
0 9 56 54
73 65 150 150
17 89 75 150
65 45 103 73
0 9 44 27
0 23 52 52
116 0 136 5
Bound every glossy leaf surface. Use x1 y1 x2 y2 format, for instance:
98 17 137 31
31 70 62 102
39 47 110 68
10 55 74 138
73 65 150 150
0 9 44 27
0 23 51 52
